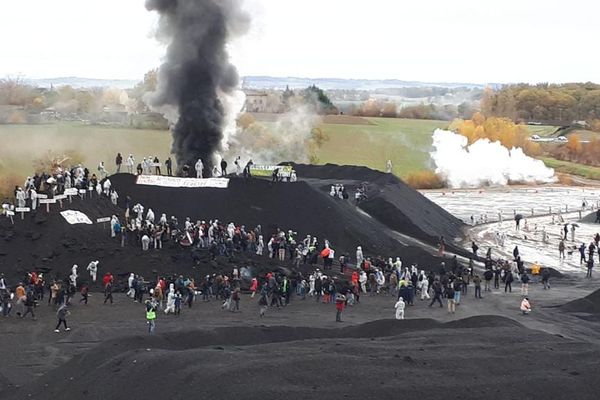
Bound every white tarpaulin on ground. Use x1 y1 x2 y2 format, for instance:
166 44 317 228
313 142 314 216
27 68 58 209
136 175 229 188
60 210 93 225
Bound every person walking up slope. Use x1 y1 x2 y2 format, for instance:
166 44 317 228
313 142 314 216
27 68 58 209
395 297 405 320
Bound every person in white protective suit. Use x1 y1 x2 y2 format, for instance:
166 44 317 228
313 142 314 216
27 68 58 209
359 270 367 293
159 213 167 226
87 260 99 283
110 190 118 205
212 166 219 177
30 188 38 211
195 159 204 178
96 182 102 197
15 188 26 208
395 297 405 320
109 215 119 238
133 204 144 222
126 154 135 174
386 159 393 174
227 223 235 238
70 265 78 287
98 162 107 179
256 235 264 255
164 284 176 314
127 273 135 298
375 269 385 293
419 270 430 300
356 246 364 267
146 208 155 224
103 179 111 196
394 257 402 272
308 274 316 296
141 234 151 251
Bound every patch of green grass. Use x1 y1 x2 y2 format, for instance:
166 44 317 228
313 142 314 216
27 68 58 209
314 118 448 177
524 125 559 137
540 157 600 180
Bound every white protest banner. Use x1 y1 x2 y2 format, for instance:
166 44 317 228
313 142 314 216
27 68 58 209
96 217 111 223
60 210 93 225
39 199 56 204
55 195 67 200
136 175 229 189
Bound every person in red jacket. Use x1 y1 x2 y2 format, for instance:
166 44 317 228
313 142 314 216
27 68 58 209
249 277 258 298
102 272 114 288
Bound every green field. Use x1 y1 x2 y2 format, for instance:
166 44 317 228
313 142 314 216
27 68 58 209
314 117 448 177
539 157 600 180
0 122 173 179
0 118 449 181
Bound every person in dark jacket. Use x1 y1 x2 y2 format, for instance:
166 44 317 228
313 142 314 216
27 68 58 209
471 241 479 257
115 153 123 173
54 304 70 332
165 157 173 176
428 280 443 308
104 281 114 304
483 269 493 291
473 275 482 299
541 268 551 289
504 270 514 293
446 285 456 313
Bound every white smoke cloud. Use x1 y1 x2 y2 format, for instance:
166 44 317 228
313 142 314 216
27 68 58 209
431 129 556 188
223 103 321 166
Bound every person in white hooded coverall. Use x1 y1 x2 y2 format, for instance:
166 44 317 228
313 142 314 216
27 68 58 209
127 273 135 298
164 284 176 314
16 188 26 208
110 216 119 238
30 188 38 211
146 209 155 224
87 261 98 283
359 271 367 293
141 234 151 251
126 155 135 174
70 265 78 287
419 271 430 300
195 159 204 178
395 297 405 319
110 190 118 205
103 179 111 196
356 246 364 267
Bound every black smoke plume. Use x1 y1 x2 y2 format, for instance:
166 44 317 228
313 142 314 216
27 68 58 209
145 0 249 174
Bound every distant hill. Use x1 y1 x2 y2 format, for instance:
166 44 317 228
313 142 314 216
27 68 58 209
26 75 494 91
242 76 493 91
26 77 139 89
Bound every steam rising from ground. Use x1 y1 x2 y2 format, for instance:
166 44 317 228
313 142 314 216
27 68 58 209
145 0 250 173
431 129 556 188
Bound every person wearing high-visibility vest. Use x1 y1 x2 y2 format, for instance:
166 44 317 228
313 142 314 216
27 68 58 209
145 300 157 334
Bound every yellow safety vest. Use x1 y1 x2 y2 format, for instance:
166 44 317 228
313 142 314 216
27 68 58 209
146 309 156 320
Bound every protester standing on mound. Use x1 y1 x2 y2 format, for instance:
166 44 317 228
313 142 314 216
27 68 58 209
126 154 135 174
220 158 227 176
165 157 173 176
115 153 122 173
195 158 204 179
54 304 70 333
146 300 157 334
395 297 405 320
335 291 346 322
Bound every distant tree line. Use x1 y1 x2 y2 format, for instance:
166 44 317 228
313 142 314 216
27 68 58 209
481 83 600 124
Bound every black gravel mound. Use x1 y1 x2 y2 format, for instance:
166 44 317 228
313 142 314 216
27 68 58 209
1 164 465 285
579 211 600 224
10 315 600 400
560 288 600 314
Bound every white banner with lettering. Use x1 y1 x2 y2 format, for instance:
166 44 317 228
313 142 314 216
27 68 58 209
60 210 93 225
136 175 229 189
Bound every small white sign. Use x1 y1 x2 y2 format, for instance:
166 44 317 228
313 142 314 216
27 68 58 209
15 207 30 212
79 189 87 194
64 188 78 196
55 194 67 200
37 194 48 199
6 211 15 216
96 217 111 223
39 199 57 204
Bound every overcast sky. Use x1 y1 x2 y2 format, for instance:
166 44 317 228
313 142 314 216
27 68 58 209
1 0 598 84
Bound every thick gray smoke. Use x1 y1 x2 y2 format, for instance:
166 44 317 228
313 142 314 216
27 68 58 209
145 0 250 174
